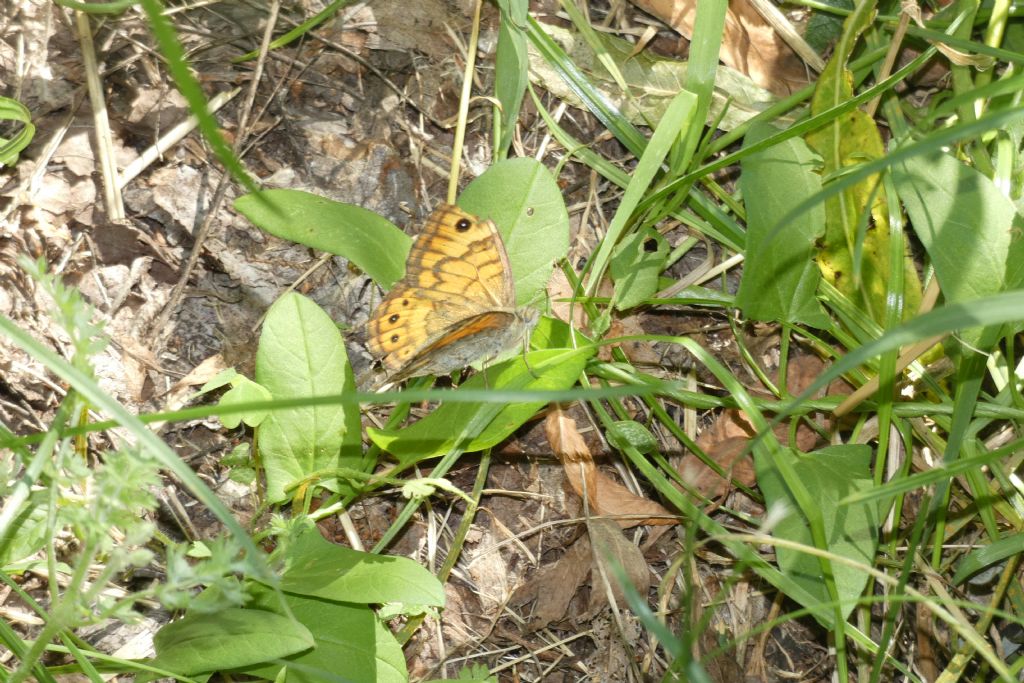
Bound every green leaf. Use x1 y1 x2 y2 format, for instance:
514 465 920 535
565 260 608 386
892 151 1024 347
756 445 879 621
952 533 1024 585
606 420 658 454
0 96 35 167
804 0 850 53
338 347 370 495
425 662 497 682
609 227 669 311
279 526 444 607
459 157 570 305
255 293 351 502
234 189 410 290
50 0 134 13
150 608 313 676
198 367 238 393
217 375 272 429
736 122 829 327
245 586 405 683
236 160 570 302
369 342 594 465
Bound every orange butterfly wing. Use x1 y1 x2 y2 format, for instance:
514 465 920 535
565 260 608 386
366 204 520 380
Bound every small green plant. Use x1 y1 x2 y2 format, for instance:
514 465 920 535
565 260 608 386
143 520 444 682
0 96 35 168
0 260 255 682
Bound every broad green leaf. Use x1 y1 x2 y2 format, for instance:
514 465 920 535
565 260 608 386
737 122 828 327
235 189 409 289
279 526 444 608
237 161 569 302
338 345 370 494
198 367 238 393
756 445 879 622
256 293 351 502
459 157 570 305
245 586 405 683
369 343 594 465
892 151 1024 347
527 23 775 131
150 608 313 676
609 227 669 311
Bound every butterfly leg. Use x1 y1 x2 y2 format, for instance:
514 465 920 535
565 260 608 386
522 331 539 379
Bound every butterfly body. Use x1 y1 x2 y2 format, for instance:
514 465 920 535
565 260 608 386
366 204 535 383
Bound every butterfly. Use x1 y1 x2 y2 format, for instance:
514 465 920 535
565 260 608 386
366 203 537 383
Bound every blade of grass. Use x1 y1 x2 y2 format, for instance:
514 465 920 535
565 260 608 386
51 0 134 13
232 0 358 62
526 15 646 148
138 0 261 198
581 90 697 298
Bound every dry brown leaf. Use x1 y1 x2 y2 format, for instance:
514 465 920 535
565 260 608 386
631 0 810 96
510 531 592 631
511 519 653 631
163 353 228 411
546 407 675 527
461 526 511 617
604 314 661 365
784 352 824 395
545 404 591 463
679 354 831 499
586 517 652 617
681 408 759 499
567 464 677 528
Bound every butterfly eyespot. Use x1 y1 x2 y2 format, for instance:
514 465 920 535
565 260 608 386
388 313 400 323
402 299 410 307
390 334 400 343
455 218 472 232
